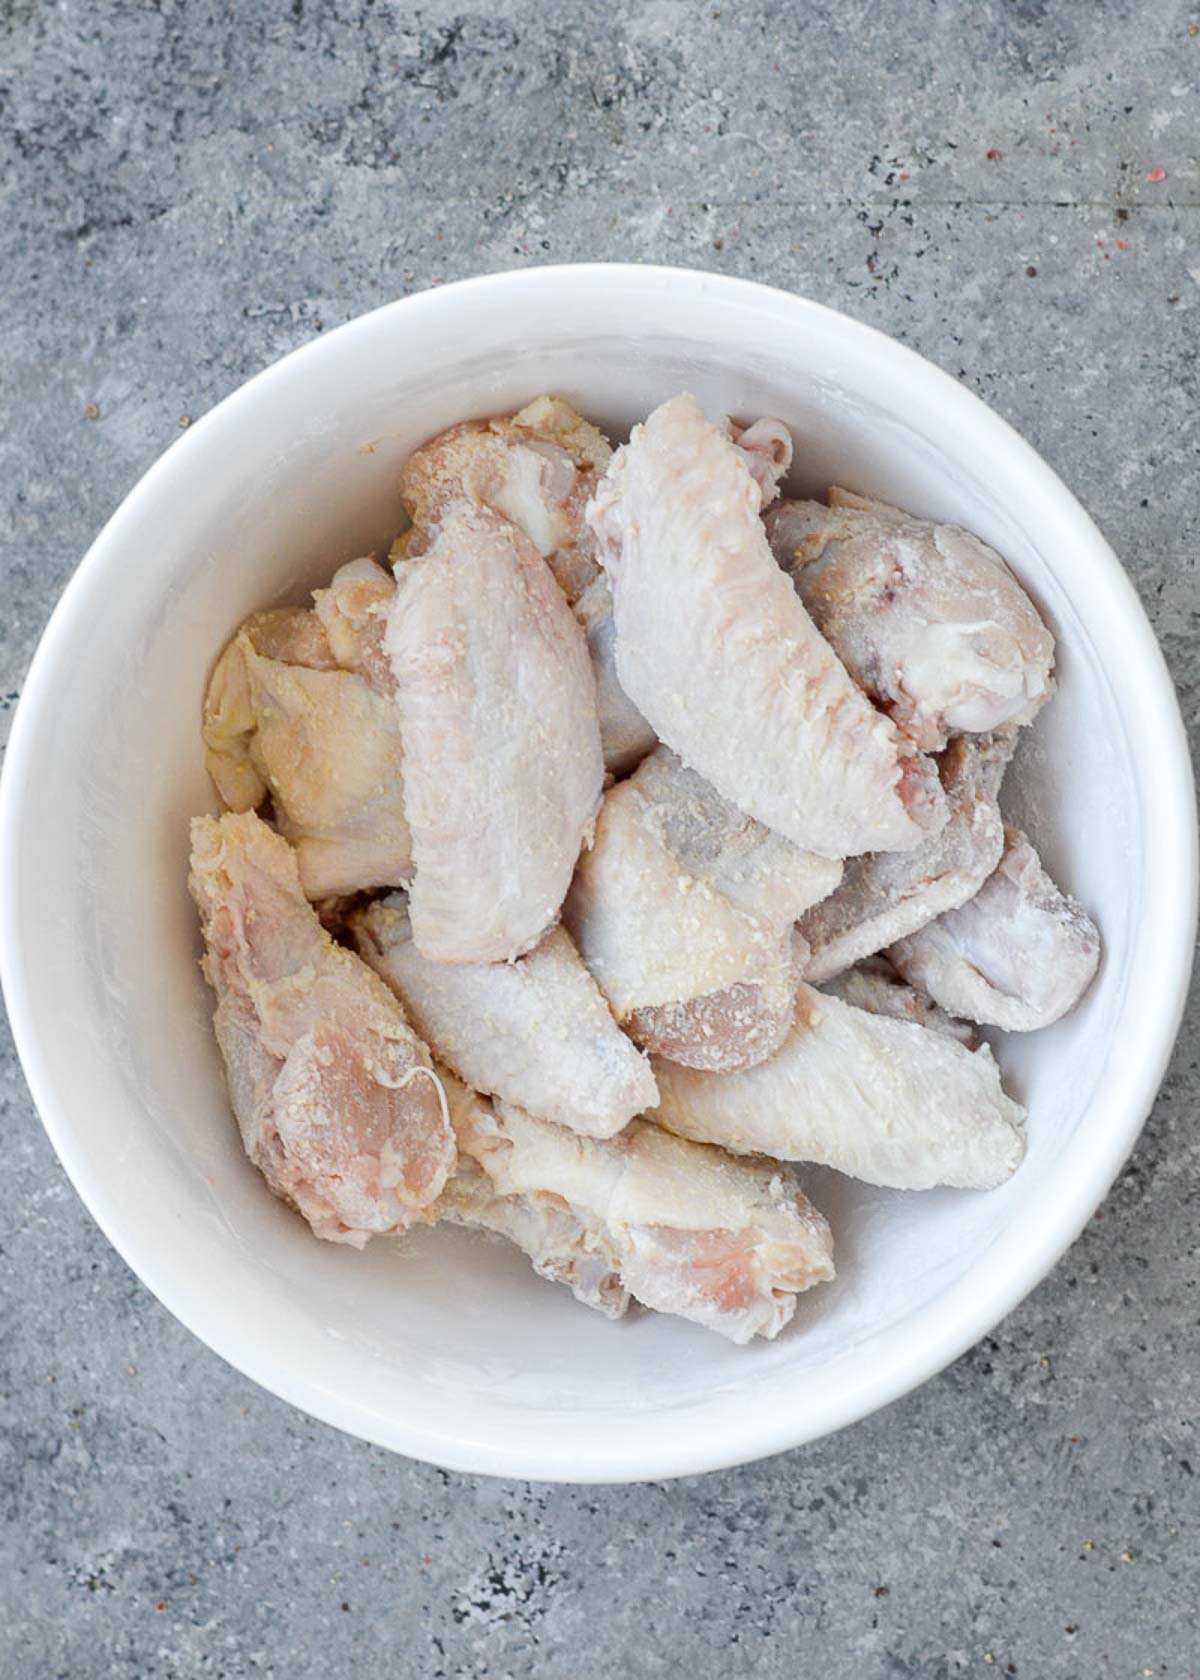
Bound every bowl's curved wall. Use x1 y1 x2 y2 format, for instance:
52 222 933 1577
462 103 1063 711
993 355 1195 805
1 267 1193 1480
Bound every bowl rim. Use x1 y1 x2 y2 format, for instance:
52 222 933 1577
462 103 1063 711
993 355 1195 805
2 262 1196 1482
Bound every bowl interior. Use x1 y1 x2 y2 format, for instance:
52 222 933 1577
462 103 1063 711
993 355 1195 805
4 273 1152 1478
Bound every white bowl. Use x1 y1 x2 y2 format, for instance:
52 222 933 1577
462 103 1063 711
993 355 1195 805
2 266 1194 1482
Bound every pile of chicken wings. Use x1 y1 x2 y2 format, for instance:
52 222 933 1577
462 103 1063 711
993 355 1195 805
191 393 1099 1344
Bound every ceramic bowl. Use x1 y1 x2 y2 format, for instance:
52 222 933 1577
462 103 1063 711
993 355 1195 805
2 266 1194 1481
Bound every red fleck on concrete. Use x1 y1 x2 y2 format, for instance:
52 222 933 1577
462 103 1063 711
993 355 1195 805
1147 166 1168 182
986 148 1002 161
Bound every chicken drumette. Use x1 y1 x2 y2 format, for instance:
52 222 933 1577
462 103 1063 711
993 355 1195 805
765 487 1055 751
889 827 1101 1031
202 559 411 900
437 1070 835 1344
189 812 455 1246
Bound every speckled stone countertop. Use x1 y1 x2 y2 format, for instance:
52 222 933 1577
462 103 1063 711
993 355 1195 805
2 2 1198 1675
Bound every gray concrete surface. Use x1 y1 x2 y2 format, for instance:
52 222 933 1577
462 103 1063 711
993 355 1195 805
2 0 1198 1674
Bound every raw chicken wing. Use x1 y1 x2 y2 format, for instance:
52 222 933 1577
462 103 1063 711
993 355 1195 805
349 896 657 1138
402 397 655 775
586 394 946 856
652 984 1024 1190
189 812 454 1246
889 828 1101 1030
386 501 604 963
765 488 1055 751
443 1084 835 1343
800 730 1014 983
202 561 411 900
564 747 842 1071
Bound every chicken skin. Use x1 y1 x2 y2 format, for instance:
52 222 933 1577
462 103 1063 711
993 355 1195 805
439 1075 835 1343
889 828 1101 1031
564 747 842 1072
820 954 977 1046
386 501 604 963
586 395 946 856
799 730 1014 983
652 984 1024 1191
202 561 412 901
312 554 397 694
428 1067 629 1316
401 394 611 604
765 488 1055 751
349 897 657 1138
401 396 656 776
727 415 795 506
189 812 455 1247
